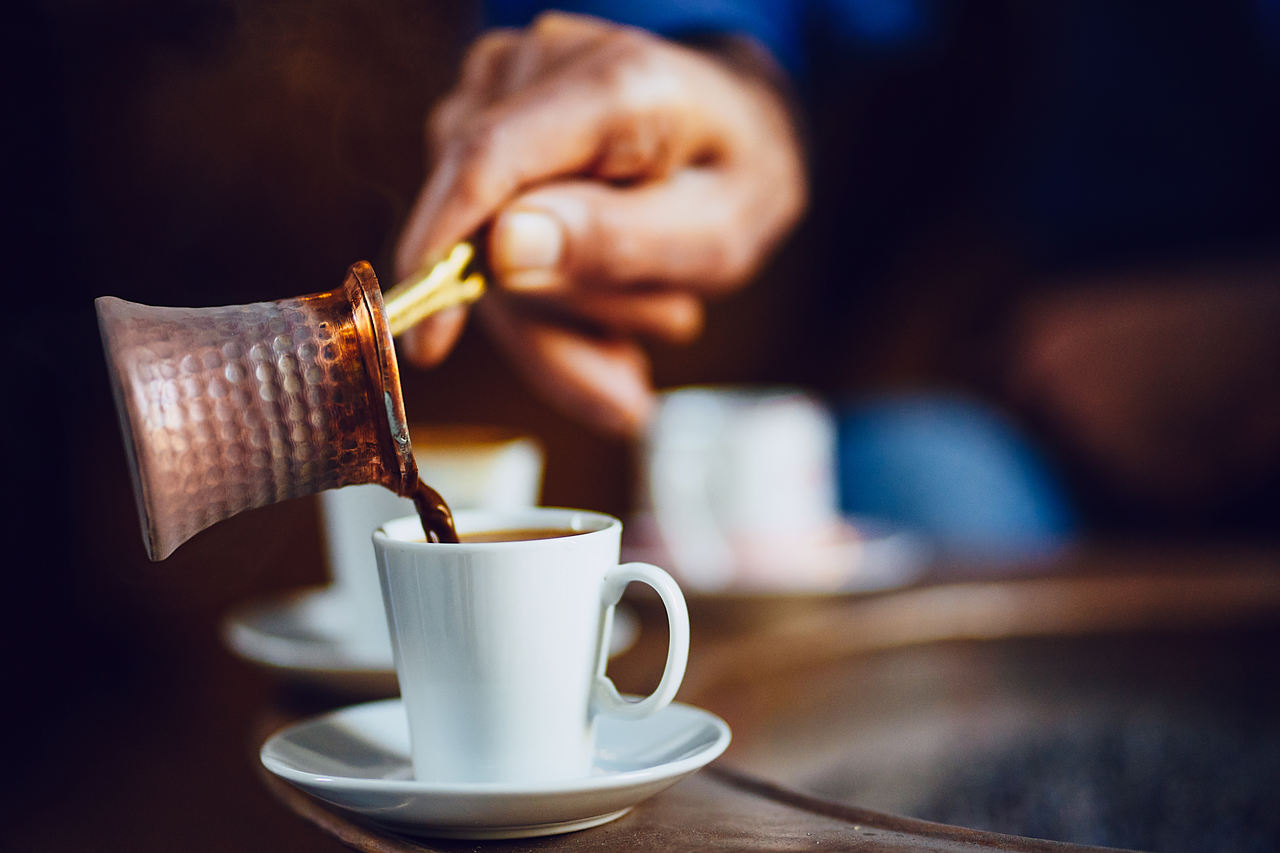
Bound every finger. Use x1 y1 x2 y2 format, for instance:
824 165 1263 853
447 15 616 137
425 92 472 160
505 12 615 92
428 17 623 186
398 18 618 362
397 305 468 367
529 10 616 42
479 298 655 436
501 289 704 344
395 36 713 275
458 28 521 91
426 32 521 167
552 290 704 343
488 169 767 294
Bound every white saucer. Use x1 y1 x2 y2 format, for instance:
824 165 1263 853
260 698 731 839
224 586 640 694
622 513 932 596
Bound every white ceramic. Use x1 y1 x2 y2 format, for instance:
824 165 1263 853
222 586 397 695
318 425 544 653
622 512 932 596
221 586 639 693
260 698 730 839
374 509 689 784
639 386 843 590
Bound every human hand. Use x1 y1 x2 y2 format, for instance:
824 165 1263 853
394 12 806 434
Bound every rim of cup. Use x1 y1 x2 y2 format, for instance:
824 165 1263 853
373 507 620 550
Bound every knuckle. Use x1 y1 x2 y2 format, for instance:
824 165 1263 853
530 10 573 35
593 30 673 104
600 26 653 57
664 297 705 342
456 113 503 164
445 120 506 206
459 42 491 84
707 236 759 291
596 122 668 178
463 30 511 73
779 162 809 226
425 97 461 144
450 165 491 212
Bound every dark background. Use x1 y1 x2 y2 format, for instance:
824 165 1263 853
4 3 787 847
3 1 1277 849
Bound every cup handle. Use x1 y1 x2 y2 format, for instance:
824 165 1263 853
592 562 689 720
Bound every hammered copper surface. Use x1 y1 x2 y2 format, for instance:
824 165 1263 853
96 262 416 560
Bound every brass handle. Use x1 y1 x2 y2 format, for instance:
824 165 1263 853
382 242 486 337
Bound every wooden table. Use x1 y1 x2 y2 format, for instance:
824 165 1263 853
258 545 1280 852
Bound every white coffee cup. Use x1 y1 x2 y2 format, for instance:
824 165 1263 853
639 385 843 589
318 426 543 654
373 509 689 784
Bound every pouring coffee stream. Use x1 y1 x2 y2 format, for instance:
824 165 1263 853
383 243 486 545
96 243 484 559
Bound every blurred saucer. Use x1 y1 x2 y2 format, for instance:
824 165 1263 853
622 513 931 598
222 586 395 695
223 586 640 695
260 698 730 839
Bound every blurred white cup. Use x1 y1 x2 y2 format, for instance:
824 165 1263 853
318 425 544 653
638 386 844 590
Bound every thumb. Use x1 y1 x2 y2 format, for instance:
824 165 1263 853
487 205 568 292
488 170 764 294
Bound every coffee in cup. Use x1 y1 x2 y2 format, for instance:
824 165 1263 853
455 527 587 543
318 425 544 653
